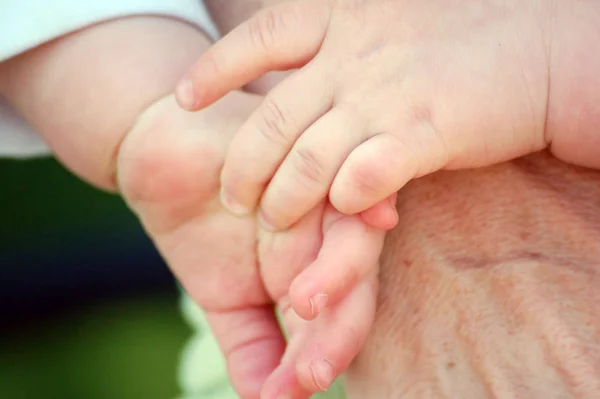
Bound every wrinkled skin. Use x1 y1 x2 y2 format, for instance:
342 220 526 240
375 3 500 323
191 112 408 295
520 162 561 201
175 7 600 392
119 92 600 398
345 151 600 398
116 3 600 395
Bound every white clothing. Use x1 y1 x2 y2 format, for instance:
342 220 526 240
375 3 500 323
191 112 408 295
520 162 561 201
0 0 217 158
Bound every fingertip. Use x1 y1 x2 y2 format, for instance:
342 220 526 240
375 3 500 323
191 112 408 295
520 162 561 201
290 214 384 321
289 271 321 321
293 279 377 395
382 207 400 230
332 131 432 215
175 78 199 111
386 200 400 228
297 357 336 393
388 191 399 206
309 293 329 320
328 185 359 216
359 196 399 230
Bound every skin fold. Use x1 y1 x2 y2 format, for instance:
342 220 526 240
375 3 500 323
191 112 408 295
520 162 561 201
345 151 600 398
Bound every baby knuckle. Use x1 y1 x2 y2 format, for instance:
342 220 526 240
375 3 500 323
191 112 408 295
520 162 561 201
403 102 450 167
256 97 291 145
405 101 434 129
199 50 223 79
348 161 385 197
248 8 281 51
293 146 327 185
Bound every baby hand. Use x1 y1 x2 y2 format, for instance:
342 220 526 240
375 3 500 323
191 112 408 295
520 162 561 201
117 92 289 399
117 91 388 399
176 0 600 231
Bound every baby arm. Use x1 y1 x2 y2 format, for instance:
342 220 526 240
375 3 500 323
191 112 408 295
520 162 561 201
0 16 211 190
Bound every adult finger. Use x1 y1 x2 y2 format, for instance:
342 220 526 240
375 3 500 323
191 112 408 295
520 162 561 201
262 275 378 397
295 275 377 393
206 307 286 399
289 204 385 320
359 193 399 230
258 201 325 302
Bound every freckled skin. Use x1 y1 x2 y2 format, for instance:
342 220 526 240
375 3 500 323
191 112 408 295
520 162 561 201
346 151 600 399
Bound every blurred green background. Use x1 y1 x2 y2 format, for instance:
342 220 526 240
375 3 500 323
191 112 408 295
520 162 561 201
0 157 190 399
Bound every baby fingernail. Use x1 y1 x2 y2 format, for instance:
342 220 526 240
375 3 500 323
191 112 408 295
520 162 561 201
309 293 328 319
310 358 335 391
220 189 250 216
175 79 198 110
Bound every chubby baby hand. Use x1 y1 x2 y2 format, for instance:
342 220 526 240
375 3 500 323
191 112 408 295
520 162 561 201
176 0 600 233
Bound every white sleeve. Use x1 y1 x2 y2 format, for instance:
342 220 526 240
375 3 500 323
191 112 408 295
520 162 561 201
0 0 218 62
0 0 218 158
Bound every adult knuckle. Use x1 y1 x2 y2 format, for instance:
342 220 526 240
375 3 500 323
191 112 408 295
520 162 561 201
294 146 327 185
